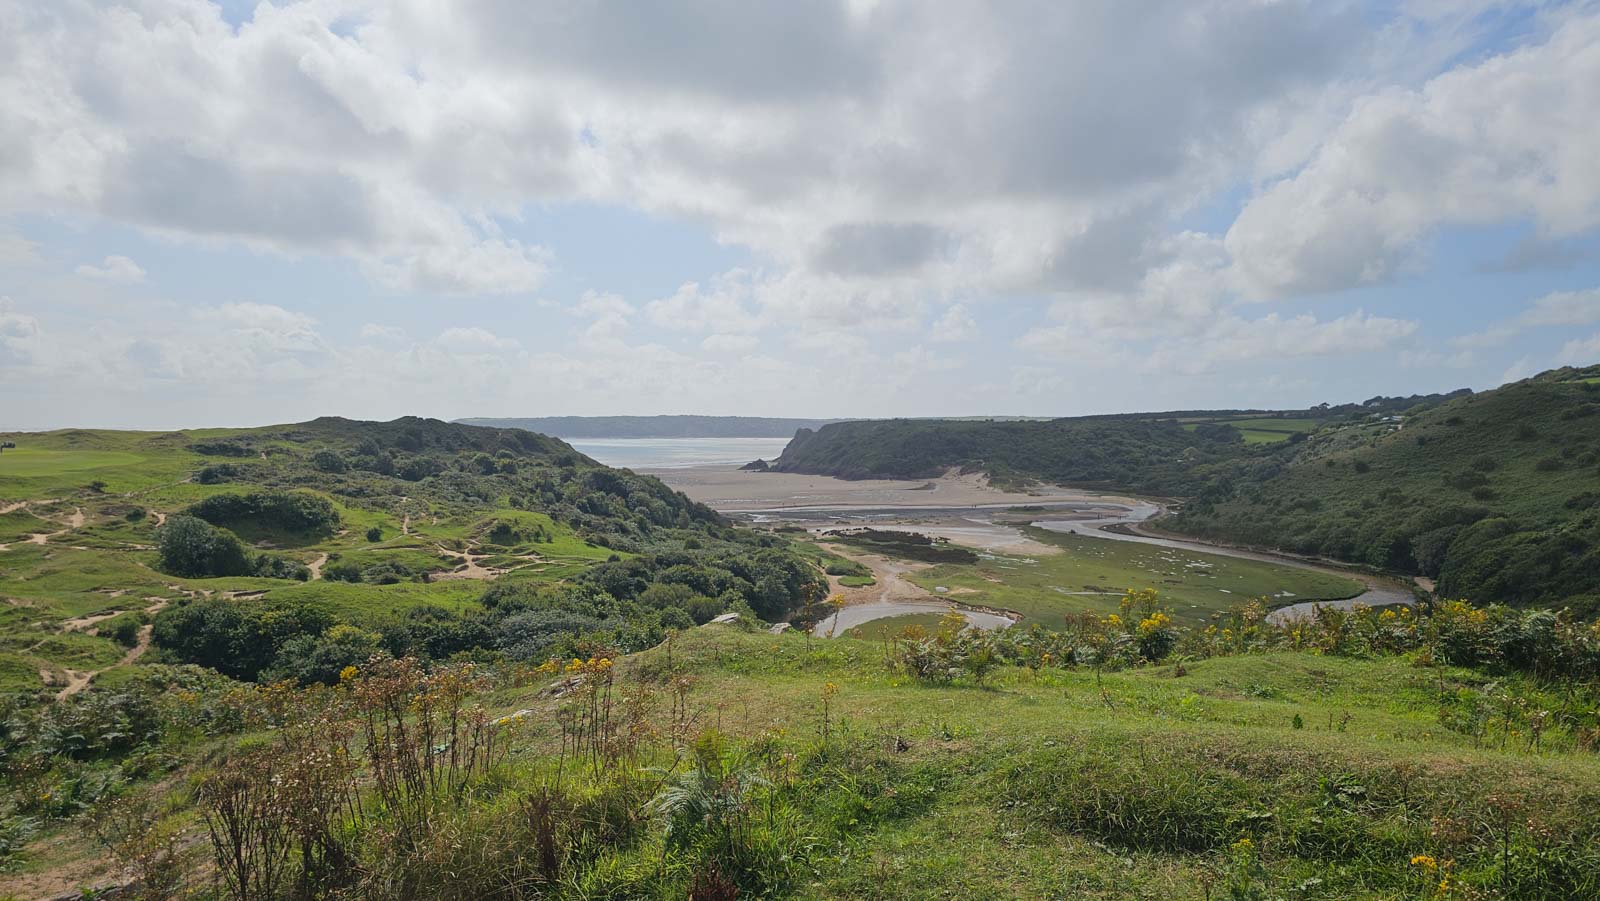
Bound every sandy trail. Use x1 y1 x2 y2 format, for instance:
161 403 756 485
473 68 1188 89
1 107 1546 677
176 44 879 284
55 600 166 701
22 506 86 545
60 610 122 632
654 468 1143 512
433 547 498 580
810 542 1016 637
308 552 328 579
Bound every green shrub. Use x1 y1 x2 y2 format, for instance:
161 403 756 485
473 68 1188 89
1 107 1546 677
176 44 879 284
156 515 250 578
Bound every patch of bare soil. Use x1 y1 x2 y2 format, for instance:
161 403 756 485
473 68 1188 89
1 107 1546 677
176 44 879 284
54 599 168 701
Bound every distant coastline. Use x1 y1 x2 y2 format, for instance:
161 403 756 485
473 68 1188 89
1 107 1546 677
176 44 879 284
456 414 839 439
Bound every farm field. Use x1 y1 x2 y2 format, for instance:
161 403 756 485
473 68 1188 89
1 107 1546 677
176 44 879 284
1182 417 1324 443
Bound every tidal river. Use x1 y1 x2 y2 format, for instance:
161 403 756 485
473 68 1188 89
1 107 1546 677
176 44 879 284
729 498 1415 633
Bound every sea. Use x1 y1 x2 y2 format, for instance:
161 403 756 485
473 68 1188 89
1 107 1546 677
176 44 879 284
566 437 791 470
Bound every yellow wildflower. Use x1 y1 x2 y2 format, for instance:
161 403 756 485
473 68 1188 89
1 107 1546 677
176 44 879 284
339 665 359 683
1410 854 1437 870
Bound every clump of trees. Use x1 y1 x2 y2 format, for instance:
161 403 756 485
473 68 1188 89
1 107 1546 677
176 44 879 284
185 490 340 535
155 515 309 581
156 515 251 578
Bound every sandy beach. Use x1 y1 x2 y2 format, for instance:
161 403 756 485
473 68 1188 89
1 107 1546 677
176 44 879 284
648 465 1144 512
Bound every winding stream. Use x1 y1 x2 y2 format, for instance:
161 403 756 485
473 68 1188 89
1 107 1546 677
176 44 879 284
735 498 1416 634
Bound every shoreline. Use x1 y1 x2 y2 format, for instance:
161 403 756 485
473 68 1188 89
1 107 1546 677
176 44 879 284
655 464 1419 630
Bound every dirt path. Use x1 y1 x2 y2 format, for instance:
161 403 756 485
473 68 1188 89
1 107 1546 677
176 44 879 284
54 600 166 701
433 544 499 580
24 506 85 545
308 552 328 579
811 542 1015 637
60 610 122 632
431 541 549 581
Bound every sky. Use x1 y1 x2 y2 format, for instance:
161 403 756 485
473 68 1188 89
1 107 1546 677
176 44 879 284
3 0 1600 430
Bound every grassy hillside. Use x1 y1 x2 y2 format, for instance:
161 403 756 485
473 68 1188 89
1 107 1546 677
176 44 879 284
0 417 828 696
765 393 1475 491
1170 366 1600 612
766 371 1600 611
770 416 1262 492
4 606 1598 898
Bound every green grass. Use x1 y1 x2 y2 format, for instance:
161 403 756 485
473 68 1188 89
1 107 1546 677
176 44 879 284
842 612 942 639
906 527 1362 624
8 623 1600 898
250 578 487 622
590 628 1600 897
0 509 53 543
0 448 148 479
1183 417 1322 443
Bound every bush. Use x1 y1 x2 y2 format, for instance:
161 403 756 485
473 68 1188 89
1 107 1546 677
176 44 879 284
323 561 364 583
196 463 243 485
262 624 385 685
186 490 340 535
309 449 347 473
102 613 146 648
151 599 333 681
365 526 383 542
156 515 251 578
361 560 413 585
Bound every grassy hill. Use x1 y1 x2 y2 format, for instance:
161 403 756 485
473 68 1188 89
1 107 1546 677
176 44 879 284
0 417 828 696
763 402 1471 491
765 370 1600 611
769 416 1264 492
2 416 1599 897
1169 366 1600 612
3 609 1597 898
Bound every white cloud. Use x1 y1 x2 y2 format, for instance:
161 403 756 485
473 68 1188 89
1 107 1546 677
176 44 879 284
1173 311 1418 372
929 304 976 343
701 333 760 355
0 0 1376 306
434 326 521 354
1454 288 1600 349
0 232 40 266
647 272 759 334
1558 333 1600 366
1225 14 1600 299
74 254 146 284
359 323 407 340
0 296 41 368
366 239 550 295
2 1 1597 422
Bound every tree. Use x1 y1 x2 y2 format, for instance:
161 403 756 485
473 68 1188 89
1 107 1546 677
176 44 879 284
309 449 347 473
365 526 383 543
156 515 250 578
262 625 385 685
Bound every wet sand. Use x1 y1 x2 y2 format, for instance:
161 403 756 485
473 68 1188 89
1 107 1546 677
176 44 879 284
649 466 1143 512
656 465 1416 632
